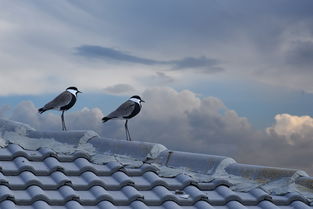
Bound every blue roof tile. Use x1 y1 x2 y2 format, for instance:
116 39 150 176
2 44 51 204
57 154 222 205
0 118 313 208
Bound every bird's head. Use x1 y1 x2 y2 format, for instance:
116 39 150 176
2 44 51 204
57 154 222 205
66 86 82 95
130 95 145 104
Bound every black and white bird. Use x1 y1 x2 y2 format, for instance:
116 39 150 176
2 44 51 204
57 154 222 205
38 86 82 131
102 95 145 141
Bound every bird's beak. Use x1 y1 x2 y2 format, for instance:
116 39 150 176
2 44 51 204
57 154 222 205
141 100 145 103
77 90 82 93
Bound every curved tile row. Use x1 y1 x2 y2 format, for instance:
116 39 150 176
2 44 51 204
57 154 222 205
0 200 312 209
0 169 233 191
0 183 309 206
0 145 161 176
0 144 85 162
0 185 142 205
0 156 123 176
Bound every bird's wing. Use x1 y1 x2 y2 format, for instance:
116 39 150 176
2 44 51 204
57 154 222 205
43 91 73 110
107 100 135 118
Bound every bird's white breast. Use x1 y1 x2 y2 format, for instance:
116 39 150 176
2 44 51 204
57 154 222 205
67 89 77 96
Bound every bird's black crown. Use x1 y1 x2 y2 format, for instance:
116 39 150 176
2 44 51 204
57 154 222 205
66 86 79 91
131 95 142 100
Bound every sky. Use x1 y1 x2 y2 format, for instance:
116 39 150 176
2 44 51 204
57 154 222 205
1 0 313 174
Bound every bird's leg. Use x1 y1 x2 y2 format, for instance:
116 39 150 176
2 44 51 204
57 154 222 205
61 111 67 131
124 120 131 141
124 120 128 140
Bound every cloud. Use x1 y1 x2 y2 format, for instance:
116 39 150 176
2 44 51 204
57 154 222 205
1 1 313 95
103 84 136 95
139 72 174 86
4 87 313 174
285 40 313 70
266 114 313 144
170 56 222 73
75 45 162 65
75 45 222 73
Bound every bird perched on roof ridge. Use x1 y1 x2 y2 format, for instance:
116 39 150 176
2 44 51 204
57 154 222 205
38 86 82 131
102 95 145 141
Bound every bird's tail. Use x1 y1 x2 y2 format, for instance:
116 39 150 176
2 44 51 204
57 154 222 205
38 107 46 114
102 117 111 123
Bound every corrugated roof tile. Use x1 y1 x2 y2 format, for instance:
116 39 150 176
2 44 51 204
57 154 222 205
257 200 281 209
96 200 118 209
290 200 312 209
65 200 86 209
122 164 158 175
0 185 14 202
226 201 248 209
0 119 313 208
129 201 151 209
0 200 17 209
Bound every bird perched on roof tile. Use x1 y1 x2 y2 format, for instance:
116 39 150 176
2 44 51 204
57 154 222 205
102 95 144 141
38 86 82 131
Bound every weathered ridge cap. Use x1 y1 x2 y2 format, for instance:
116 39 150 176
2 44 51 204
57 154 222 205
88 136 168 161
88 136 235 174
225 163 308 181
26 130 99 145
0 119 35 133
154 150 235 175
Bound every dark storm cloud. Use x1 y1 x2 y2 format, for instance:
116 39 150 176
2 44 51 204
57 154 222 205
75 45 222 73
3 87 313 174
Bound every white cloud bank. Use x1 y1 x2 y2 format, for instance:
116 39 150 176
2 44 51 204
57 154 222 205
1 87 313 174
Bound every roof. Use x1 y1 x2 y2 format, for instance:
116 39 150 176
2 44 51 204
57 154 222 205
0 118 313 209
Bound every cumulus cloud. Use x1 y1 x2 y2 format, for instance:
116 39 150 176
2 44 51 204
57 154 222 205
266 114 313 144
3 87 313 174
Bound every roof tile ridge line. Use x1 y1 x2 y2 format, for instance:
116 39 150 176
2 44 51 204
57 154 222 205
219 188 308 207
6 144 29 159
13 182 70 191
50 151 92 162
16 186 51 205
0 144 49 161
72 198 145 208
0 148 80 163
222 197 264 207
2 162 76 177
10 146 59 162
